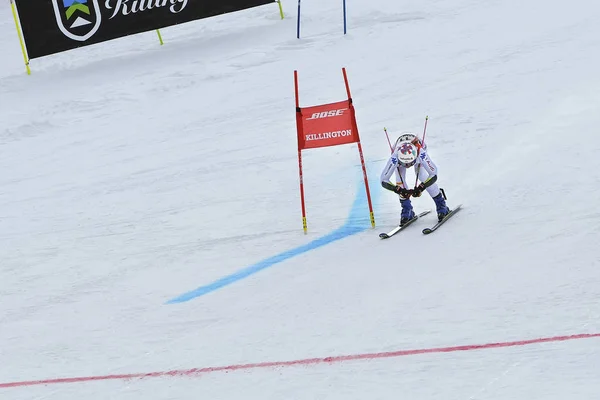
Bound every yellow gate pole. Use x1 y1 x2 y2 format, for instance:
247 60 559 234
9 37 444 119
277 0 284 19
9 0 30 75
156 29 164 45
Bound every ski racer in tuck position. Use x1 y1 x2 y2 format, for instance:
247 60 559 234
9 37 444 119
380 133 450 226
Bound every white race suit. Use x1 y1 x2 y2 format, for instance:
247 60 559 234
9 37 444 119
380 144 442 198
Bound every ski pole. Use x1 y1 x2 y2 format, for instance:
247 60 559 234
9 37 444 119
383 127 405 188
383 127 393 152
421 115 429 147
413 116 429 189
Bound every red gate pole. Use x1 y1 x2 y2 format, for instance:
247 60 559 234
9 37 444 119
342 68 375 228
294 70 308 234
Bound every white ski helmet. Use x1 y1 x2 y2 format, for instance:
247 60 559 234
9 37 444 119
394 133 421 168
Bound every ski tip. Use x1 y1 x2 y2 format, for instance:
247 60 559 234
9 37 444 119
379 233 390 239
422 228 432 235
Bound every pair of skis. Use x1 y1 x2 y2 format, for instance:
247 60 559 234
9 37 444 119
379 204 462 239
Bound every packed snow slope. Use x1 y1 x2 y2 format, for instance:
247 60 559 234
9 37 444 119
1 0 600 398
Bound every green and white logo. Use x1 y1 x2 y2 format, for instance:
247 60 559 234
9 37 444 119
51 0 102 41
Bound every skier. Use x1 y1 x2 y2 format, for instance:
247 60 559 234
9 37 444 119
380 133 450 226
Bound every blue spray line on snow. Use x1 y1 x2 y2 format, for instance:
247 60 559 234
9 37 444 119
166 172 380 304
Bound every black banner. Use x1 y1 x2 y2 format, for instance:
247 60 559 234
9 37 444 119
15 0 274 59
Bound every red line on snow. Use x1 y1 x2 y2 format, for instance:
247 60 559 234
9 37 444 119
1 332 599 389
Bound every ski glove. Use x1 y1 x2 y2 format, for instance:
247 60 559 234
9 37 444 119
394 186 412 198
412 183 427 197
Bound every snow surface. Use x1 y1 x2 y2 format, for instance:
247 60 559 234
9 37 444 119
1 0 600 398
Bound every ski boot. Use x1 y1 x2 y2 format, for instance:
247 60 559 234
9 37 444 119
433 192 450 222
400 198 415 226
